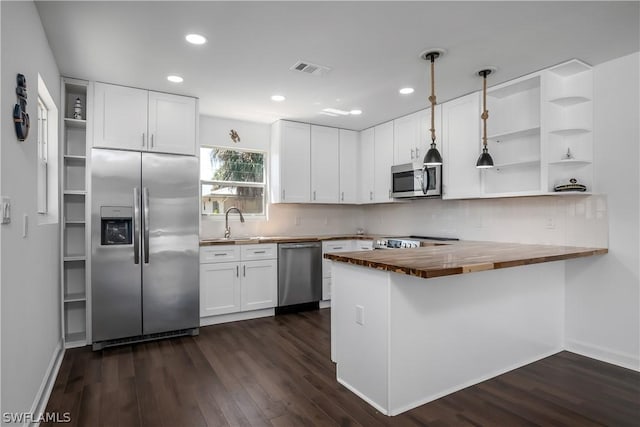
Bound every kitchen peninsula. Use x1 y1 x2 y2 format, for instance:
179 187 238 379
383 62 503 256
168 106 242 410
325 241 607 416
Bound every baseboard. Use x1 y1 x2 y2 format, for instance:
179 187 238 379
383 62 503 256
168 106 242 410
30 340 64 427
319 300 331 309
200 308 275 327
336 376 389 415
565 339 640 372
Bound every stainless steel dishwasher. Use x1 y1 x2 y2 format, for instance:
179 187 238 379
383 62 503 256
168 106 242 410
278 242 322 307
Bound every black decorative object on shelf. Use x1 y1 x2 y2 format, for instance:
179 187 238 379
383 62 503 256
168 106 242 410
13 73 30 141
554 178 587 192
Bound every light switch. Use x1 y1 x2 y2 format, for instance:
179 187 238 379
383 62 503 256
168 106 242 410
1 197 10 224
355 305 364 325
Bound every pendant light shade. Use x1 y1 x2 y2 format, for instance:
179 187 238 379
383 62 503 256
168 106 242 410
422 50 444 166
476 147 494 168
476 68 494 169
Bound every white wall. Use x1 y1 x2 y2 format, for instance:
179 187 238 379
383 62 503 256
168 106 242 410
564 52 640 370
199 115 363 238
1 0 62 419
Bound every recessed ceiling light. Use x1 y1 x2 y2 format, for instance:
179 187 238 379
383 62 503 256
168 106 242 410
185 34 207 45
399 87 415 95
271 95 286 102
167 75 183 83
322 108 350 116
350 109 362 115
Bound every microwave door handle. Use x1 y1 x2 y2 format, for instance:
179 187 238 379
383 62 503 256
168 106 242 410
422 168 430 194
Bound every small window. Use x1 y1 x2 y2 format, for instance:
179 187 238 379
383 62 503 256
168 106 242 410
37 97 49 214
200 147 266 216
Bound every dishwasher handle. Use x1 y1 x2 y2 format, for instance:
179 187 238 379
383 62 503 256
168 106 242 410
280 243 320 249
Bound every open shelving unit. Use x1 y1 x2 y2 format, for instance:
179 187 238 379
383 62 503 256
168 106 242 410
542 60 593 193
483 74 542 195
60 77 91 348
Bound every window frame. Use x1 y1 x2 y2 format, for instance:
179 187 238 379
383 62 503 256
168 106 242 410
37 96 49 214
200 145 268 219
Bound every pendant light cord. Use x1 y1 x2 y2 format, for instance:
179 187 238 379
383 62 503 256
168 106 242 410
429 56 437 144
481 72 489 148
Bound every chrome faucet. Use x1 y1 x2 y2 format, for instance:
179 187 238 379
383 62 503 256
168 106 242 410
224 207 245 239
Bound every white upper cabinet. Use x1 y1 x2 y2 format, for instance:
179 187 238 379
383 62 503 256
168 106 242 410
148 91 197 155
441 92 482 199
311 125 340 203
93 82 197 155
394 109 430 165
339 129 359 204
270 120 311 203
359 128 375 203
373 121 394 203
93 83 148 151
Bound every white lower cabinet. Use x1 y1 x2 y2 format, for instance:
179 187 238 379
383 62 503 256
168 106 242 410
241 259 278 311
200 244 277 318
200 262 242 316
322 240 373 300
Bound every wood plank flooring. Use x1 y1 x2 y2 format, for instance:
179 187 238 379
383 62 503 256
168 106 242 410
44 309 640 426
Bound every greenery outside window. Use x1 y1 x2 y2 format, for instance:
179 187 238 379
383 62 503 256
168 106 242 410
200 147 266 216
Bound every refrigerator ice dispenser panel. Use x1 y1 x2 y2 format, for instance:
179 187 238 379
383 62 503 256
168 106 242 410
100 206 132 245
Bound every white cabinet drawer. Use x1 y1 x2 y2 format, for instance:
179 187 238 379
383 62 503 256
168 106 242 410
200 245 241 263
322 240 352 252
240 244 277 261
352 240 374 251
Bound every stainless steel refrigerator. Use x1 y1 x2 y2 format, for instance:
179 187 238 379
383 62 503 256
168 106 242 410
91 148 199 349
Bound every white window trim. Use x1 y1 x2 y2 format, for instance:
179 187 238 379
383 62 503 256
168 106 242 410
36 74 59 225
200 146 268 220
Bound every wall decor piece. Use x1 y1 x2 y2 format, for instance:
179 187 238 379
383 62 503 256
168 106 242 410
229 129 240 143
73 97 83 119
13 73 30 141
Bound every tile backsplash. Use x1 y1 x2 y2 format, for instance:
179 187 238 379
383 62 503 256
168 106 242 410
201 195 608 248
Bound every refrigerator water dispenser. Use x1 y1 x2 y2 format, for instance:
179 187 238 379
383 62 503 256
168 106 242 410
100 206 132 245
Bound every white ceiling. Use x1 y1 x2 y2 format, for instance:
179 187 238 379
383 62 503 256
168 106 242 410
35 1 639 131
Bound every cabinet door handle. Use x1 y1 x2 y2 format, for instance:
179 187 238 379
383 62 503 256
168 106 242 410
253 250 266 254
150 134 154 148
214 253 227 256
282 189 285 200
236 265 239 277
333 246 344 250
341 192 344 201
369 191 373 201
142 133 146 147
243 265 246 277
415 147 420 158
313 190 316 201
411 149 415 159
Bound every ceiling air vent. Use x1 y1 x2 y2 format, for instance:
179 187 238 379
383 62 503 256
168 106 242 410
290 60 331 76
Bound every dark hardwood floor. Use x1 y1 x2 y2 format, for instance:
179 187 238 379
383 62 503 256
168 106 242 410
44 309 640 426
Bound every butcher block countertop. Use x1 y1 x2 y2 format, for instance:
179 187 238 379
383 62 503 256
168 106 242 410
323 241 608 279
200 235 379 246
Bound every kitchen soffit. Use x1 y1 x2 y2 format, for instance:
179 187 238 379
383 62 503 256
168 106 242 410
34 1 639 131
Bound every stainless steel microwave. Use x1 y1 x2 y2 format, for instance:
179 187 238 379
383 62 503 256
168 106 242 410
391 162 442 198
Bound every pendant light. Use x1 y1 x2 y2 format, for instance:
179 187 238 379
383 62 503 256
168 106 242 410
476 69 494 168
422 50 444 166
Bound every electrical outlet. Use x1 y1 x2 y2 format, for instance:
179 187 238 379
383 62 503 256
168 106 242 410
355 305 364 325
545 218 556 229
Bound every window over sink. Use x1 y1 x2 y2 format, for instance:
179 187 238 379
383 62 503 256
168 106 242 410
200 147 266 216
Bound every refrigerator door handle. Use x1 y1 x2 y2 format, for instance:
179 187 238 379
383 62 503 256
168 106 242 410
133 187 140 264
143 187 150 264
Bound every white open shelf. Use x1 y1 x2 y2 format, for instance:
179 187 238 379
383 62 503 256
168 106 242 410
61 77 90 349
492 160 540 171
489 126 540 142
549 159 592 166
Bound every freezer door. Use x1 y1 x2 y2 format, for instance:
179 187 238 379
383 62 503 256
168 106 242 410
141 153 199 334
91 149 142 342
